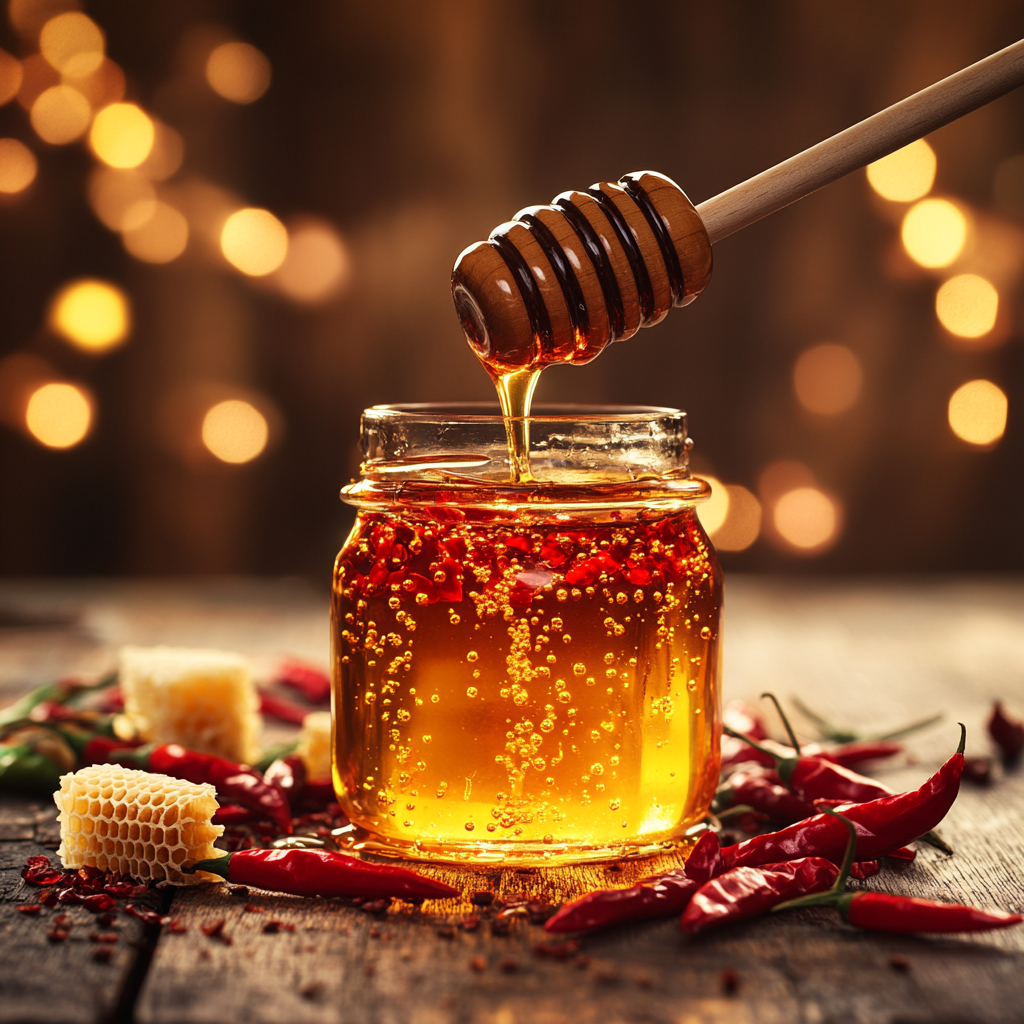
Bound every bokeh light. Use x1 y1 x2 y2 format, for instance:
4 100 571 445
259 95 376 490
758 460 816 504
39 12 104 77
138 120 184 181
793 343 862 415
122 200 189 263
273 221 351 303
773 487 841 553
9 0 80 39
696 475 729 535
866 139 936 202
901 198 967 268
66 56 125 109
30 84 90 144
934 274 998 339
16 53 59 109
0 138 38 193
49 279 130 352
201 400 269 463
89 102 154 168
87 167 156 230
220 207 288 276
713 486 762 552
0 353 53 427
25 381 92 448
947 380 1007 446
0 49 24 106
205 42 271 104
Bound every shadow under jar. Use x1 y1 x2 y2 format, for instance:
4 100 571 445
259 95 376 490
331 404 722 865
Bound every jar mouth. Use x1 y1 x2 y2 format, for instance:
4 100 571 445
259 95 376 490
344 402 707 511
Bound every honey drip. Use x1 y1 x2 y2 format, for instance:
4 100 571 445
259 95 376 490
492 367 541 483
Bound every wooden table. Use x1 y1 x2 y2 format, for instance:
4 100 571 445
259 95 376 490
2 577 1023 1024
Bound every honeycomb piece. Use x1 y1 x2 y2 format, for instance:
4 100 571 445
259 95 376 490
119 645 262 764
298 711 332 781
55 764 224 884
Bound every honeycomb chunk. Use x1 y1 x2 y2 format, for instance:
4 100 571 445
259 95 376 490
298 711 332 781
55 764 224 884
119 645 261 764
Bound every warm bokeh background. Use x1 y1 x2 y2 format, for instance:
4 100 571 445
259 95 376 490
1 0 1023 579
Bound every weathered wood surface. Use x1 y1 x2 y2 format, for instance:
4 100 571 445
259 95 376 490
1 576 1023 1024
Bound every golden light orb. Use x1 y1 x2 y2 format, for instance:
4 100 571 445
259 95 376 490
866 139 936 203
901 198 967 269
220 207 288 276
773 487 840 552
696 475 729 535
205 42 271 104
25 381 93 448
30 83 90 144
273 221 351 303
0 49 24 106
0 138 38 193
49 279 130 352
89 102 155 169
87 167 156 230
39 11 104 77
713 486 762 552
793 343 862 415
122 200 189 263
947 380 1007 447
201 400 269 463
934 274 998 339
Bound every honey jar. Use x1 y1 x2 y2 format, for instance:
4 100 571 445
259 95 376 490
331 404 722 864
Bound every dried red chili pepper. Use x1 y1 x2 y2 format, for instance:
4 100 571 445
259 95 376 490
988 701 1024 763
212 804 262 826
821 741 903 769
184 848 458 901
275 661 331 706
264 754 306 801
714 767 817 824
849 861 879 880
108 743 292 835
545 831 720 934
680 857 839 934
22 856 63 886
721 724 966 871
962 756 994 786
775 809 1022 934
258 692 309 726
82 735 142 766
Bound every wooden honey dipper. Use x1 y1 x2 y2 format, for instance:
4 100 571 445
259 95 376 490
452 38 1024 382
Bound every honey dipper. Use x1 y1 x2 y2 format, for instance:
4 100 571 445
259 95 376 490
452 38 1024 377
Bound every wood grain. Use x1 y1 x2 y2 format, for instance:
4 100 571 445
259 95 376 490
1 577 1023 1024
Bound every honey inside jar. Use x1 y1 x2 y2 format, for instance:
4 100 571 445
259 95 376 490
331 405 722 864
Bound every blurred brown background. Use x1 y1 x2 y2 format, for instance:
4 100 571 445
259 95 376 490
1 0 1023 580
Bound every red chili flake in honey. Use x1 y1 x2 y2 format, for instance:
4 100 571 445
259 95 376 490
16 905 42 915
262 920 295 934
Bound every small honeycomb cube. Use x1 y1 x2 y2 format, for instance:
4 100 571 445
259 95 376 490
298 711 332 781
119 645 262 764
55 764 224 884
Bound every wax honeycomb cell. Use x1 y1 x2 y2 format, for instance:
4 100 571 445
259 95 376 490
54 764 224 884
298 711 332 781
119 645 262 764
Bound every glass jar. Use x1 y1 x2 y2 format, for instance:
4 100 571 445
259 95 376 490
330 404 722 865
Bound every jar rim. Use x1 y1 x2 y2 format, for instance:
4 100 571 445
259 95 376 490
364 402 685 422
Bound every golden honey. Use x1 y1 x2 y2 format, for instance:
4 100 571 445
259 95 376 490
330 405 722 864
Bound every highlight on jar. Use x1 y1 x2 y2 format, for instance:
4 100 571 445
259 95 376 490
329 404 723 864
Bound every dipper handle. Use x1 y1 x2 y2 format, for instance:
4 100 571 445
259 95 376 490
698 37 1024 243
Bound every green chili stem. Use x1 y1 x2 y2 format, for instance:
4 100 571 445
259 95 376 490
771 808 858 914
181 854 232 879
761 693 802 755
875 713 944 742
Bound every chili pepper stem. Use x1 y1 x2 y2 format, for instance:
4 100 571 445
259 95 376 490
919 830 954 856
875 713 944 742
714 804 757 822
761 693 802 754
771 808 858 913
182 855 231 880
722 725 785 762
790 695 856 743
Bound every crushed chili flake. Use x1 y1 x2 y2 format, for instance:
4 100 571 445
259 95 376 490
97 912 117 926
57 887 83 904
963 756 993 786
54 914 71 927
368 927 380 938
720 968 741 995
361 899 390 915
461 915 480 931
889 955 911 973
534 941 581 960
227 884 250 897
39 890 58 907
243 904 265 913
103 881 135 898
262 920 295 934
47 927 71 943
469 956 487 972
300 982 326 1002
167 920 188 934
201 918 227 938
92 947 114 963
125 904 165 926
16 905 42 915
499 959 520 973
527 901 556 924
88 932 119 944
24 864 64 886
82 893 117 912
469 891 495 907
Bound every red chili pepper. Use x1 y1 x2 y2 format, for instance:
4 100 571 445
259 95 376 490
715 767 817 824
988 701 1024 763
544 831 720 934
82 735 143 766
726 695 893 805
264 754 306 803
680 857 839 934
849 861 879 880
821 741 903 769
212 804 262 826
275 661 331 705
885 846 916 863
184 848 458 901
774 808 1022 934
108 743 292 836
722 724 966 871
723 701 768 741
258 692 309 726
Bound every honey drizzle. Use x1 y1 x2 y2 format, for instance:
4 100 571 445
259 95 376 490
493 367 541 484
